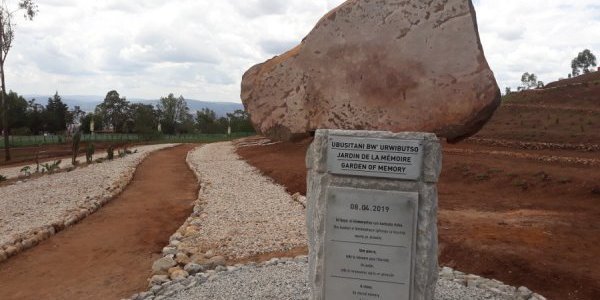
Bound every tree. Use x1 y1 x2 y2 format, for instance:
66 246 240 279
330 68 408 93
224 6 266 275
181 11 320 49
157 93 192 134
95 90 130 133
0 90 27 133
226 109 254 133
195 108 239 134
26 98 44 134
519 72 544 90
80 113 103 134
504 87 512 95
177 112 195 134
44 92 71 133
71 105 86 126
537 81 545 88
571 49 597 77
130 103 158 134
1 0 37 161
195 108 218 133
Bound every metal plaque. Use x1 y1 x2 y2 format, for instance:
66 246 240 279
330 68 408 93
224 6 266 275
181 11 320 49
324 187 418 300
327 136 424 180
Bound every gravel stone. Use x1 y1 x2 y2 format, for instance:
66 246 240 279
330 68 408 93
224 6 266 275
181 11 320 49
152 256 177 275
162 246 177 255
169 261 516 300
175 252 191 265
150 284 163 293
531 293 547 300
183 142 306 259
169 268 189 281
215 265 227 272
149 275 170 286
173 261 309 300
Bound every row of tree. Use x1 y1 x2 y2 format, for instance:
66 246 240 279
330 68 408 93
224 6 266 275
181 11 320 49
0 92 73 135
91 91 254 135
0 90 254 136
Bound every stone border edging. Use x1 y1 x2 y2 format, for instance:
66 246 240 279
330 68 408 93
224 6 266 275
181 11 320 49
131 255 310 300
144 145 225 287
130 257 548 300
146 143 307 288
0 145 178 264
439 266 546 300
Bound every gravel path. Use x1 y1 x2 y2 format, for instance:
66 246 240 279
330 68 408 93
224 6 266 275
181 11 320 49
145 258 542 300
0 144 177 247
181 142 306 259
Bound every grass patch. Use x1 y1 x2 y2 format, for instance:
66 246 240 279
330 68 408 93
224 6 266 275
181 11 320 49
488 168 503 174
558 177 572 184
512 179 529 190
475 173 491 181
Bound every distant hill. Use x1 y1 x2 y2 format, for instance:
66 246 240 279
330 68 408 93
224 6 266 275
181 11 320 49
23 95 244 117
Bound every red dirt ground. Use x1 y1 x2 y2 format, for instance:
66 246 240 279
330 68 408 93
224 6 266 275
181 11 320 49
0 144 198 300
236 74 600 300
237 138 600 300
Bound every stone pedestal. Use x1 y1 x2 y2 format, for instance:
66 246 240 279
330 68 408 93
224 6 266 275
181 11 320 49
306 129 441 300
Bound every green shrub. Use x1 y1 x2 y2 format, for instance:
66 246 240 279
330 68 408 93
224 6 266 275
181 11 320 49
72 131 82 165
42 160 61 174
475 173 491 181
86 143 96 164
35 150 41 173
0 174 6 182
512 179 528 190
558 177 572 184
20 166 32 177
488 168 503 174
107 145 115 160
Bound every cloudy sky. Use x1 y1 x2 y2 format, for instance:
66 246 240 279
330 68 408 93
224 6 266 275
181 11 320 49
6 0 600 102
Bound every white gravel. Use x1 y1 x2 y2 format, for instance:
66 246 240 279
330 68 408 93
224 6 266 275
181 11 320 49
183 142 306 259
167 260 515 300
0 144 177 247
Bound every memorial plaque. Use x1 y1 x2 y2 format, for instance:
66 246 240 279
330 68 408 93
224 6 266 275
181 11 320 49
327 136 424 180
324 187 418 300
308 130 440 300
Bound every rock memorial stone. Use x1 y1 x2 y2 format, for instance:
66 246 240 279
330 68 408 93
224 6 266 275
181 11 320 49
307 130 441 300
241 0 500 142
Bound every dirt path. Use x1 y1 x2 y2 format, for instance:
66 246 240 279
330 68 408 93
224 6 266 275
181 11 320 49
0 144 198 300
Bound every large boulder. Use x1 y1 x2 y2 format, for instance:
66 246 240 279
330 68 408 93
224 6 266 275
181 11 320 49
241 0 500 142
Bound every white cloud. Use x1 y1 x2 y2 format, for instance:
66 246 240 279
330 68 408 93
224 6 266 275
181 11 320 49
475 0 600 89
5 0 600 102
6 0 338 101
